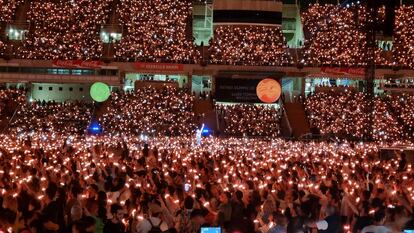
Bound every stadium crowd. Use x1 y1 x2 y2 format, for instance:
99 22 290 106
305 90 369 140
3 1 414 68
382 94 414 133
0 86 199 137
301 4 389 67
305 90 414 142
3 1 414 230
0 88 26 117
0 134 413 233
216 104 281 137
115 0 199 63
393 5 414 69
209 26 292 66
0 41 5 56
99 86 198 136
0 0 22 22
8 101 93 135
16 0 113 60
0 85 411 233
372 97 404 142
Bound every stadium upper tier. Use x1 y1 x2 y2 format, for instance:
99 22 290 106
0 0 22 22
1 1 414 68
209 25 292 66
16 0 113 60
301 4 389 67
114 0 200 63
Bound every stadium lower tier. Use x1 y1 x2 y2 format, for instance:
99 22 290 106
2 87 414 142
305 91 414 142
0 135 412 233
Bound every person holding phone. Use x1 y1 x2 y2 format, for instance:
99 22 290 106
175 196 195 233
190 209 211 233
216 192 232 229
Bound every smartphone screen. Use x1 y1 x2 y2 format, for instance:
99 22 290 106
201 227 221 233
184 183 191 192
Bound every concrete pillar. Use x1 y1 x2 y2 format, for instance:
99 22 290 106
187 73 192 91
301 77 306 96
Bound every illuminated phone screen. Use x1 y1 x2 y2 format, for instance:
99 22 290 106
201 227 221 233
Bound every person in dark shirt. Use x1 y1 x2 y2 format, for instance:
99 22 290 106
230 190 245 233
72 216 96 233
217 192 232 228
103 204 125 233
353 202 372 233
321 212 341 233
143 144 149 158
41 183 60 233
231 190 245 222
398 153 407 172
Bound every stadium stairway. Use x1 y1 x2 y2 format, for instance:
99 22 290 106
193 99 218 134
102 44 115 59
15 0 30 22
108 0 120 25
283 102 310 138
93 99 112 120
0 99 23 133
280 107 293 138
0 110 12 133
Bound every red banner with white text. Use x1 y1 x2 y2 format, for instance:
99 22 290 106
135 62 184 72
52 60 103 69
321 67 365 77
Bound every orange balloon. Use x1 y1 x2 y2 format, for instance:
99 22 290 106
256 78 282 103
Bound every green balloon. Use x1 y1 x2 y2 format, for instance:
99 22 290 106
90 82 110 102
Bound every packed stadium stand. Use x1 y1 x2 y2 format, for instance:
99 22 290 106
99 86 198 136
0 0 413 67
304 90 414 141
115 0 200 63
216 103 282 137
301 4 390 66
0 1 414 233
0 0 22 22
209 25 292 66
393 5 414 68
9 100 93 134
16 0 113 60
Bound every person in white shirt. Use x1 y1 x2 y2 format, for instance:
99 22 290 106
136 203 169 233
361 209 390 233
